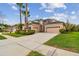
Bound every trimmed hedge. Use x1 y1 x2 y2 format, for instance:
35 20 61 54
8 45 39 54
15 30 35 35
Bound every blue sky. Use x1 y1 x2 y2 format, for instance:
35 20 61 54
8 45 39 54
0 3 79 25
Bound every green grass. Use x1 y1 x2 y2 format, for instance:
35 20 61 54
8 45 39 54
27 51 44 56
45 32 79 53
7 33 25 37
0 35 6 40
2 32 27 37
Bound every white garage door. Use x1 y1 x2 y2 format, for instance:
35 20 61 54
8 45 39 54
46 28 60 33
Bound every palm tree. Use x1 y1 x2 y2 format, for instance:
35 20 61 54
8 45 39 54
16 3 23 30
25 3 30 31
22 3 30 31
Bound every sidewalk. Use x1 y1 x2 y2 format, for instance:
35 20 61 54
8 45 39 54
35 45 79 56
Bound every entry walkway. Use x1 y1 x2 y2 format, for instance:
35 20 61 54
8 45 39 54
0 33 79 56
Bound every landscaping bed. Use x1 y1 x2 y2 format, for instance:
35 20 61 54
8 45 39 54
45 32 79 53
0 35 6 40
27 51 44 56
3 30 35 37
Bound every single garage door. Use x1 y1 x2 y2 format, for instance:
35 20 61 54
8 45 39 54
46 27 60 33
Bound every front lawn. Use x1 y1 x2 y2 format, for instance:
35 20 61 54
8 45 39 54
27 51 44 56
0 35 6 40
45 32 79 53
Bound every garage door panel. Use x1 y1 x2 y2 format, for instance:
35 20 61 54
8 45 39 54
46 28 59 33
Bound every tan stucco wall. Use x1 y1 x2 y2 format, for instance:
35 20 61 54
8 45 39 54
31 24 41 32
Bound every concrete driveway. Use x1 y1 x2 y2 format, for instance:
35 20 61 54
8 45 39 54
0 33 79 56
17 33 57 44
0 33 57 56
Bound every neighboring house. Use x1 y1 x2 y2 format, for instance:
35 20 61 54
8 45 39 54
0 26 4 32
0 24 11 32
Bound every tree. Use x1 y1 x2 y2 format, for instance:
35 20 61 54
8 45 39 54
14 23 24 31
16 3 23 30
63 19 79 32
63 19 70 32
0 24 10 32
22 3 30 31
76 25 79 31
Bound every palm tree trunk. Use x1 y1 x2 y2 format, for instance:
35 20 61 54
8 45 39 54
25 3 28 31
24 15 27 29
20 7 22 30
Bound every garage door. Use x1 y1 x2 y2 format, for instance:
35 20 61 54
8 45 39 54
46 28 59 33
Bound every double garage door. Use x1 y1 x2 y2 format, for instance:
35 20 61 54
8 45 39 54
46 27 60 33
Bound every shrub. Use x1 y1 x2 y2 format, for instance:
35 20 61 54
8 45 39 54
59 29 67 33
26 30 35 35
15 30 35 35
15 30 20 34
0 28 3 32
19 30 26 35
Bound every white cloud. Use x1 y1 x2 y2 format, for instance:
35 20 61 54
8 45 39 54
53 13 68 21
36 15 39 18
1 18 9 24
41 3 46 8
43 13 69 22
39 3 46 10
3 18 19 25
42 11 79 24
70 15 77 20
28 8 29 11
8 3 16 5
42 13 68 21
40 3 67 13
8 3 18 10
53 13 78 23
45 9 53 12
11 3 16 5
42 17 48 19
53 3 67 9
12 6 18 10
54 13 68 18
71 11 76 14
